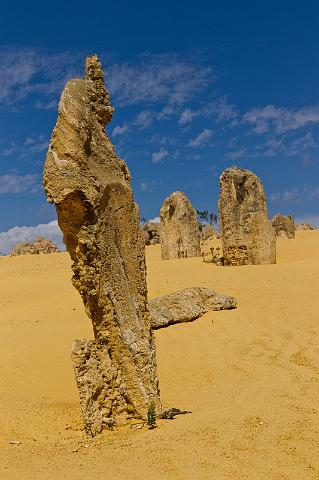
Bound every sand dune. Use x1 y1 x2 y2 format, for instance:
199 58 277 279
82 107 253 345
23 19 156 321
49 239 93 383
1 230 319 479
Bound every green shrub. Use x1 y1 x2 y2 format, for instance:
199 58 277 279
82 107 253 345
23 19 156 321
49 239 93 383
147 401 157 429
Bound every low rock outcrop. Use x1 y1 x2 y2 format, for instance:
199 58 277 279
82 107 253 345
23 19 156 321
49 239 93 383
160 191 201 260
272 214 295 239
295 223 315 230
11 237 59 256
143 221 161 245
149 287 236 329
218 166 276 266
43 55 160 436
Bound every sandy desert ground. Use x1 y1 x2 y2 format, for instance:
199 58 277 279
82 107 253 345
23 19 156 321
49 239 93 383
1 230 319 479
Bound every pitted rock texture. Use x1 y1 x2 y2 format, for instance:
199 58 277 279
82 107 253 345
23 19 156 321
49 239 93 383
43 55 160 435
218 166 276 266
272 214 295 239
143 221 161 245
295 223 315 230
200 224 219 241
149 287 236 329
11 237 59 256
160 191 201 260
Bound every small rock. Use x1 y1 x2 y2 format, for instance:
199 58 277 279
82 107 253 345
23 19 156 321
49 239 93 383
160 408 192 420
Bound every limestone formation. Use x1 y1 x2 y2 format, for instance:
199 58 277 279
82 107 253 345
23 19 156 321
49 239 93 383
142 221 161 245
11 237 59 256
200 224 219 241
160 191 201 260
149 287 236 329
295 223 315 230
272 214 295 239
218 166 276 266
43 55 160 435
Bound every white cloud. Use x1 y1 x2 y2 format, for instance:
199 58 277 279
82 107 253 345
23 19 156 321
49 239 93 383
269 184 319 204
152 147 169 164
0 47 214 121
270 192 281 203
148 216 160 223
187 128 213 148
135 110 154 129
0 46 81 107
34 99 58 110
283 133 316 157
0 142 17 156
158 105 174 120
225 149 246 160
243 104 319 134
23 135 48 153
0 173 38 194
0 220 64 254
107 53 214 107
204 98 238 124
112 124 129 136
178 108 197 126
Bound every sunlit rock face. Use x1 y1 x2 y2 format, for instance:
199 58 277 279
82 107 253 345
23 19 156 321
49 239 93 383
43 55 160 436
272 214 295 239
218 166 276 266
160 191 201 260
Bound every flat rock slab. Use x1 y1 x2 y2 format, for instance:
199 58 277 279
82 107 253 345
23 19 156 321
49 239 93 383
149 287 237 329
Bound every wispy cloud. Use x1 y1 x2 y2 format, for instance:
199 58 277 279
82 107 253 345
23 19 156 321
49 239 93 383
139 180 162 192
243 104 319 134
148 216 160 223
107 53 214 107
0 47 214 111
0 173 38 194
204 98 238 124
23 135 48 152
0 46 82 108
187 128 213 148
225 149 246 160
0 142 18 156
0 220 64 254
135 110 155 129
270 184 319 203
152 147 169 164
112 124 129 136
178 108 197 126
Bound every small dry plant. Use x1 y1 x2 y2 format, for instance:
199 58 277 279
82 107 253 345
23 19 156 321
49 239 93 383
147 401 157 429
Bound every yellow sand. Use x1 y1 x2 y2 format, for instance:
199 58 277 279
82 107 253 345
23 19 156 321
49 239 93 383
1 230 319 479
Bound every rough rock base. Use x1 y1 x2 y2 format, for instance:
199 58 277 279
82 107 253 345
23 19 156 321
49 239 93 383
71 340 135 436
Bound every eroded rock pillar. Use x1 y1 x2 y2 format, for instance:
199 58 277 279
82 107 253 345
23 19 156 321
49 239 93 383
218 166 276 266
43 55 160 435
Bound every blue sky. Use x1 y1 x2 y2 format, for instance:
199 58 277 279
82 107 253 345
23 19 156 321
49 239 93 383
0 0 319 252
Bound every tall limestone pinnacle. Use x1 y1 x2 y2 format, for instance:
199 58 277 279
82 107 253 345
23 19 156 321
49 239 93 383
43 55 161 435
218 166 276 266
160 191 201 260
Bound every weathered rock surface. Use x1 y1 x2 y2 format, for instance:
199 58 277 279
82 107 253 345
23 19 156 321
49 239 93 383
160 191 201 260
43 55 160 435
11 237 59 256
218 166 276 266
272 214 295 239
149 287 236 329
143 221 161 245
295 223 315 230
